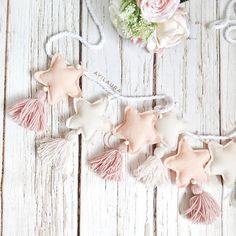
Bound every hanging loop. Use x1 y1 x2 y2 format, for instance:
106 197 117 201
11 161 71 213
45 0 105 58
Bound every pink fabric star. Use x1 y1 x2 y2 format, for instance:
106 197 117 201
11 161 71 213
34 54 84 105
113 106 160 153
164 138 210 187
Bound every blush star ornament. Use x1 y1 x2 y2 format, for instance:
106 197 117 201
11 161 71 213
164 137 210 187
8 54 84 132
35 54 84 105
164 137 220 224
89 106 161 181
113 106 161 153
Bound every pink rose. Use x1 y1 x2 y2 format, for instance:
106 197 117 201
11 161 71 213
138 0 180 23
146 8 189 53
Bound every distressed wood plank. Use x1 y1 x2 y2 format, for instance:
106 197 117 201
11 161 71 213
3 0 80 235
219 1 236 236
33 1 80 235
0 0 8 232
80 0 155 235
2 0 44 234
1 0 236 235
3 0 38 234
118 43 155 236
79 0 121 235
155 0 222 235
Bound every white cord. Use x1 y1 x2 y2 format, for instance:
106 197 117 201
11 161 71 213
183 130 236 142
44 0 174 113
208 0 236 44
45 0 105 58
84 71 174 113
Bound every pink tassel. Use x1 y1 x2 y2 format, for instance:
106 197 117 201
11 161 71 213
184 184 220 224
89 143 127 181
8 90 47 132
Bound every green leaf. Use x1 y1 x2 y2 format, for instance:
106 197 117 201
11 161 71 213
118 0 156 42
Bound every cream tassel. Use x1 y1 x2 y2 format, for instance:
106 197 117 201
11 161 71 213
133 146 170 187
37 130 79 169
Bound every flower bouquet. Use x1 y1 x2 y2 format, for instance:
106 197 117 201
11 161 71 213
109 0 190 54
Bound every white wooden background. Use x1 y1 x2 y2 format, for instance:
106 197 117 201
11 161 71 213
0 0 236 235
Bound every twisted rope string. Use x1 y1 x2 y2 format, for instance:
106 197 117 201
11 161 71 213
45 0 105 58
208 0 236 44
84 71 174 113
44 0 174 113
183 130 236 142
43 0 236 124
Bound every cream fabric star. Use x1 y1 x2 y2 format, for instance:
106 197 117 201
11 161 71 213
113 106 160 153
34 54 84 105
156 112 187 150
206 140 236 186
164 138 210 187
66 97 111 141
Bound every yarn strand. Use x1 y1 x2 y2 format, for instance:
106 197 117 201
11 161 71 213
184 130 236 142
45 0 105 58
84 71 174 113
208 0 236 44
44 0 174 113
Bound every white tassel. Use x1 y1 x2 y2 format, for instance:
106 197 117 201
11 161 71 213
133 146 170 187
37 130 78 169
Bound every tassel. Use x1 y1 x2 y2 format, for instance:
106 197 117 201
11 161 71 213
8 90 47 132
89 142 128 181
37 131 78 169
133 146 170 187
184 183 220 224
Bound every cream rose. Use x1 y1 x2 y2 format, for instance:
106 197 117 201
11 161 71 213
146 8 189 53
138 0 180 23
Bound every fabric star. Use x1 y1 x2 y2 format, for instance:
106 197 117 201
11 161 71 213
34 54 84 105
206 140 236 186
164 138 210 187
113 106 160 153
66 97 111 141
156 112 187 150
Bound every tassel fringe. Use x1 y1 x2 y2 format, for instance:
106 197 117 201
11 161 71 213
37 131 78 169
133 146 169 187
184 184 220 224
8 90 47 132
89 143 127 181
